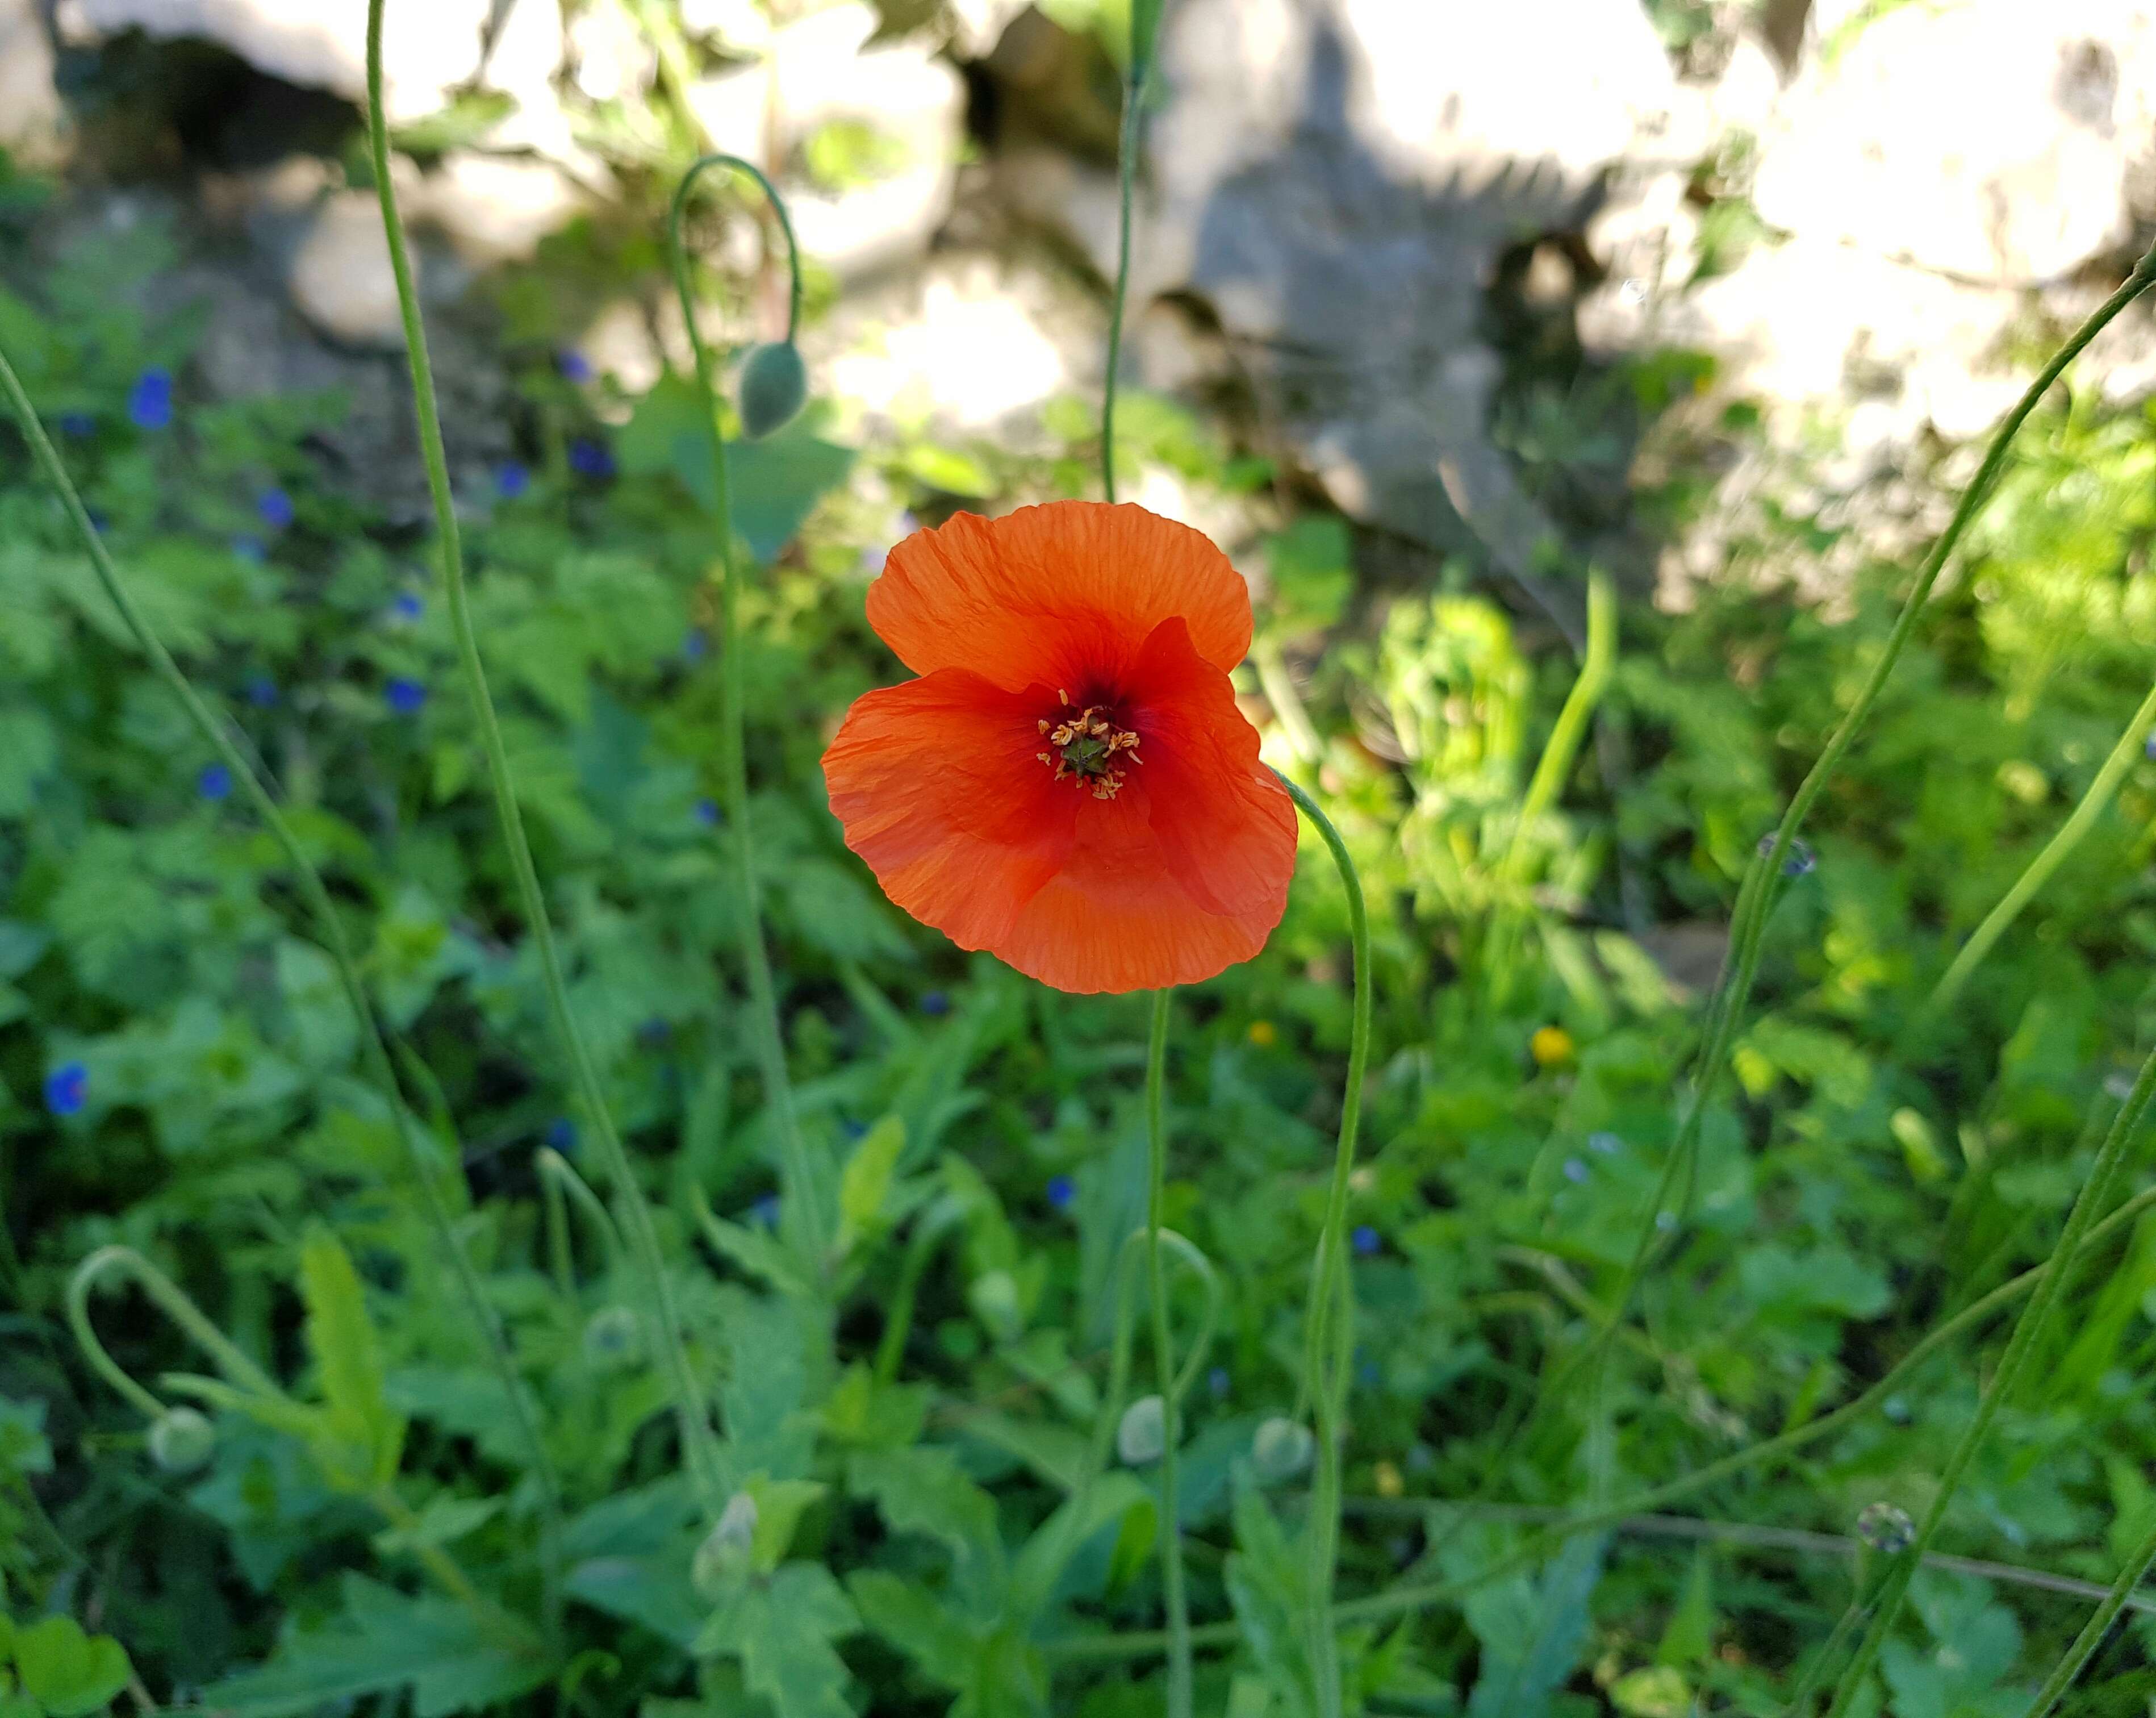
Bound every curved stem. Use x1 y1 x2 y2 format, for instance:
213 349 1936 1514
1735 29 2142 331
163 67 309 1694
1931 673 2156 1011
537 1148 625 1278
1515 237 2156 1449
874 1199 966 1385
1039 1171 2156 1664
2020 1505 2156 1718
1274 771 1372 1718
66 1247 283 1420
0 345 565 1636
367 0 724 1512
666 155 824 1269
1817 1040 2156 1718
1144 990 1194 1718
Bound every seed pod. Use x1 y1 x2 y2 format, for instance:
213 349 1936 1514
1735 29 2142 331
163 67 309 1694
1856 1501 1915 1555
738 341 808 439
1252 1416 1315 1482
1117 1394 1166 1465
149 1407 216 1473
582 1305 643 1369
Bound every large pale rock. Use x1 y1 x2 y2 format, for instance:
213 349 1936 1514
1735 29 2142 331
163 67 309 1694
0 0 62 163
288 190 412 351
421 152 590 266
66 0 563 125
1751 0 2155 285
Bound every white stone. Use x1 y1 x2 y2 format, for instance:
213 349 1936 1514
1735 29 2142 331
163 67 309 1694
568 0 653 103
69 0 564 125
289 190 412 351
421 152 590 266
1750 0 2149 285
0 0 63 164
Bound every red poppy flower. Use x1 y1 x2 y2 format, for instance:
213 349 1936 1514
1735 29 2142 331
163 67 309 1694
822 500 1298 994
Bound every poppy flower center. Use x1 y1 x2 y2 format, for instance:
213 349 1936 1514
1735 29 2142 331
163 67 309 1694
1035 691 1142 801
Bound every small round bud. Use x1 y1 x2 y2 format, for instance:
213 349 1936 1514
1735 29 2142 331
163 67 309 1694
148 1407 215 1473
692 1491 759 1599
967 1269 1022 1341
1252 1416 1315 1482
1856 1501 1915 1555
737 341 808 439
582 1306 644 1369
1117 1394 1166 1466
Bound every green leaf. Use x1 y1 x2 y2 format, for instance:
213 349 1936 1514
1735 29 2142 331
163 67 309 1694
1264 515 1353 636
819 1365 929 1450
298 1227 406 1491
847 1447 1005 1614
1008 1472 1152 1620
745 1476 828 1575
1223 1481 1319 1718
0 1395 54 1481
274 939 357 1070
13 1617 131 1718
847 1571 982 1690
1464 1533 1607 1718
0 706 56 817
199 1576 551 1718
695 1563 858 1718
1656 1548 1713 1666
836 1115 906 1259
900 443 995 498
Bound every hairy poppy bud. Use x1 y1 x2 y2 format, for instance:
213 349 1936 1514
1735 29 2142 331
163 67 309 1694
692 1491 759 1599
149 1407 216 1473
1117 1395 1165 1465
738 341 807 439
1252 1416 1314 1482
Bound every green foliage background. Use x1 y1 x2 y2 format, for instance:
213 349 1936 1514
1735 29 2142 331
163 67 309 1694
7 126 2156 1718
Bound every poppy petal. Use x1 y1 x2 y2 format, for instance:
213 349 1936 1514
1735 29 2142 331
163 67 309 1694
868 501 1255 690
994 777 1281 994
824 670 1079 952
1124 618 1298 921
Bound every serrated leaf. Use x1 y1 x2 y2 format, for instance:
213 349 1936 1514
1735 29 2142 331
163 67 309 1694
745 1476 827 1574
1464 1533 1607 1718
298 1227 406 1491
197 1577 551 1718
847 1446 1005 1615
695 1563 858 1718
1009 1473 1152 1620
13 1617 131 1718
847 1571 981 1689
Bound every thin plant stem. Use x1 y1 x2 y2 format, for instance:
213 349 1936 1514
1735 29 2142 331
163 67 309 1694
1144 989 1194 1718
1038 1171 2156 1663
1511 238 2156 1450
0 349 566 1638
537 1148 625 1277
1778 1593 1873 1718
1487 566 1616 1006
366 0 724 1511
1817 1041 2156 1718
2020 1507 2156 1718
665 155 824 1268
1931 673 2156 1011
68 1248 282 1417
1274 772 1373 1718
1100 28 1148 503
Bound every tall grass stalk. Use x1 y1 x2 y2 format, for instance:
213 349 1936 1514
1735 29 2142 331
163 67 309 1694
0 346 567 1637
1144 990 1194 1718
366 0 726 1509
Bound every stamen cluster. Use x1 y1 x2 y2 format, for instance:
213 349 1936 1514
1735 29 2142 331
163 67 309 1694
1037 692 1142 799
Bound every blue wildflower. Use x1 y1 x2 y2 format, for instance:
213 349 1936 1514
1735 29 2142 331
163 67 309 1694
385 678 427 716
682 628 708 662
243 673 278 707
1357 1361 1380 1386
86 510 108 535
557 349 593 384
693 798 720 827
390 592 424 622
128 368 173 431
1654 1210 1677 1232
568 437 615 479
494 461 530 500
1562 1157 1589 1184
545 1117 577 1153
1352 1224 1380 1256
257 487 295 529
45 1061 88 1117
231 535 266 564
921 990 950 1017
1207 1366 1231 1399
58 411 95 438
1587 1130 1622 1154
637 1017 673 1047
841 1118 867 1141
198 763 233 802
1046 1173 1075 1211
750 1194 781 1229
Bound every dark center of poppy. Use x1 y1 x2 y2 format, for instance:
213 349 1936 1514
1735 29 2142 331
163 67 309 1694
1035 691 1142 800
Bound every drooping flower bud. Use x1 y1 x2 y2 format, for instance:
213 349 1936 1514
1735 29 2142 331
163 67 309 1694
148 1407 216 1473
692 1491 759 1599
737 341 807 439
1252 1416 1315 1482
1117 1394 1166 1466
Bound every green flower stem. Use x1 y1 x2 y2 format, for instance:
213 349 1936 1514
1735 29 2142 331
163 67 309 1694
1777 1591 1876 1718
1486 565 1616 1004
1519 237 2156 1444
1275 772 1373 1718
366 0 725 1511
1931 673 2156 1012
1 347 566 1637
1145 989 1194 1718
1038 1171 2156 1664
665 154 825 1269
537 1147 625 1278
1815 1039 2156 1718
2020 1506 2156 1718
1100 15 1153 504
68 1246 282 1419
